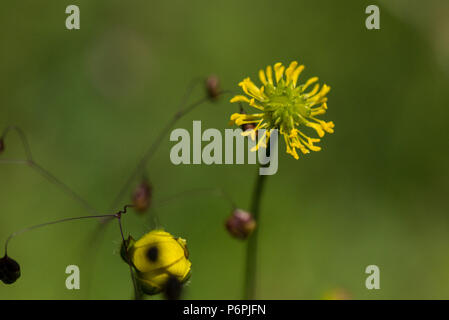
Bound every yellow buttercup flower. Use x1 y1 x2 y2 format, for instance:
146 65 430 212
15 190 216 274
230 61 334 159
123 230 192 295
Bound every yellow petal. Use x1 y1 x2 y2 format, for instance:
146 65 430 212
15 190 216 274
312 84 331 100
311 108 326 116
242 129 257 141
274 62 285 83
306 122 325 137
230 113 244 121
304 84 320 98
285 61 298 84
230 95 250 103
239 78 265 100
320 121 335 134
302 77 319 91
287 147 299 159
291 65 305 87
258 69 267 85
249 98 264 110
266 65 273 85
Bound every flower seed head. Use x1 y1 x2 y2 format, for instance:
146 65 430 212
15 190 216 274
229 61 334 159
205 75 220 100
225 209 256 240
132 180 152 213
0 255 21 284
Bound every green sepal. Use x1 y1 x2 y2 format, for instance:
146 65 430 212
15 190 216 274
120 235 136 265
181 270 191 285
138 279 163 296
136 272 191 296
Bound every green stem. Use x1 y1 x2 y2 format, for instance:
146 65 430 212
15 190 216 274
244 167 268 300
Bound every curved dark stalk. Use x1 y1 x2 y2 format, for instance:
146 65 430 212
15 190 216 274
0 126 99 215
108 96 208 214
107 87 232 218
4 213 116 256
116 211 141 299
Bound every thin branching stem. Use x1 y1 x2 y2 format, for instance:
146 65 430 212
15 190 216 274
116 213 141 299
109 96 208 213
0 81 234 299
0 126 99 215
108 83 232 214
4 213 116 256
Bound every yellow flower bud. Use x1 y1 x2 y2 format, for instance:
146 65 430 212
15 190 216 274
129 230 191 295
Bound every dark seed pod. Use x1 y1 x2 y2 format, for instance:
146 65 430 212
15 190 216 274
132 180 152 213
205 75 220 100
0 255 21 284
0 138 4 154
225 209 256 240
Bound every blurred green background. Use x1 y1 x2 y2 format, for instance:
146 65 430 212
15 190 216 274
1 0 449 299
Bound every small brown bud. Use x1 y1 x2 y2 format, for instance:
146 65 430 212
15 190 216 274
205 75 220 100
237 108 258 137
132 180 152 213
0 138 4 154
241 122 257 133
0 255 21 284
225 209 256 240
